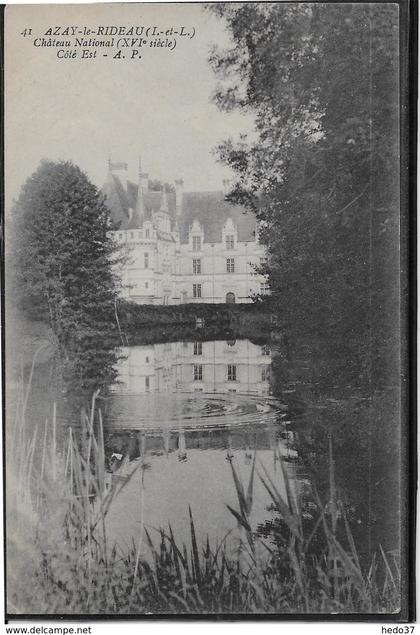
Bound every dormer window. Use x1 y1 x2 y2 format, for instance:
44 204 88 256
226 235 235 250
223 218 237 252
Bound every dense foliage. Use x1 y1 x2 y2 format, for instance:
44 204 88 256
9 160 122 391
209 2 402 563
209 2 400 394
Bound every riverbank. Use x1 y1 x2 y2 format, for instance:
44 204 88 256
5 306 402 616
6 394 400 616
116 299 273 332
116 300 274 347
8 301 275 369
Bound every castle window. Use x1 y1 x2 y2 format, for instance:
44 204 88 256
261 345 270 356
226 235 235 250
145 229 150 238
193 364 203 381
193 284 202 298
226 258 235 273
193 259 201 275
261 367 270 382
260 282 270 295
145 282 148 289
227 365 237 381
194 342 202 356
144 253 149 269
145 376 150 391
130 232 134 239
192 236 202 252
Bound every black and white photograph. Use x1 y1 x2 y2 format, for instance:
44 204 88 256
3 1 415 621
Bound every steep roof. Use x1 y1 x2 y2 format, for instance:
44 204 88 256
102 174 257 242
103 174 176 230
179 191 256 244
102 175 130 229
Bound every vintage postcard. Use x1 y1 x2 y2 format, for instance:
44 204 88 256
3 1 415 621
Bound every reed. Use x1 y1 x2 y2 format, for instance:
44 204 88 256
6 385 400 615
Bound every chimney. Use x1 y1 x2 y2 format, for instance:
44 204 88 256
109 160 128 190
175 178 184 216
222 178 230 196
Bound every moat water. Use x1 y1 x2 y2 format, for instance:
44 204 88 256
11 332 400 560
101 339 299 548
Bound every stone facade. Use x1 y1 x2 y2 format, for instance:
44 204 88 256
102 159 269 305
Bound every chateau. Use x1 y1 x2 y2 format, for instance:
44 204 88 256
103 159 269 305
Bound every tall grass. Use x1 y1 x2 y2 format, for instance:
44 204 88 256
6 384 401 615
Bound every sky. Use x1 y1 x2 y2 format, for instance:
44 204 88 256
5 3 254 205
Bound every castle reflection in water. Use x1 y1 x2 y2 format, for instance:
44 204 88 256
106 339 298 470
114 339 272 396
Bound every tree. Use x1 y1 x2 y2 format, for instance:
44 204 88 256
209 3 402 559
209 2 400 393
9 160 123 391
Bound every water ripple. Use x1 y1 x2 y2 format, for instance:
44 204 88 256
104 392 282 431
